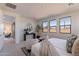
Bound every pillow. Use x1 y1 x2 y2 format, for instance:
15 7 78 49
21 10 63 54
72 38 79 56
66 35 77 53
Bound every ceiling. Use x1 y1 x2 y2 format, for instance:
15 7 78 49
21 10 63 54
1 3 79 20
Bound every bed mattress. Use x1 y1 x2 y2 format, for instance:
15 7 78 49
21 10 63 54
48 38 72 56
31 38 72 56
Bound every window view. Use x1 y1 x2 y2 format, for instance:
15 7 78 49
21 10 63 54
59 16 71 33
49 19 57 32
4 23 12 35
42 21 48 32
0 23 12 35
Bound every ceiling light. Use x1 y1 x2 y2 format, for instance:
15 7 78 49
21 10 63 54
68 3 74 6
5 3 16 9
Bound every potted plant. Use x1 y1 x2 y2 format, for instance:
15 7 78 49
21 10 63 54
36 24 42 38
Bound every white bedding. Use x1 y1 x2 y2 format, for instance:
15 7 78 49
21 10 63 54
31 38 72 56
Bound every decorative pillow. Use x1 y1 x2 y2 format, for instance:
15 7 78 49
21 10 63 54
66 35 77 53
72 38 79 56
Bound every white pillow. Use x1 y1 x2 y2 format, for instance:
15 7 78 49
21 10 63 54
72 38 79 56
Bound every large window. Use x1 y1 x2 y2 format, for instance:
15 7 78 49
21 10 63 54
59 16 71 34
49 19 57 32
42 21 48 32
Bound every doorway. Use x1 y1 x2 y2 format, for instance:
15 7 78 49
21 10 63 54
2 15 15 41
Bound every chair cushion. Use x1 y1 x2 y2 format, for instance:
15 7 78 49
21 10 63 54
66 35 77 53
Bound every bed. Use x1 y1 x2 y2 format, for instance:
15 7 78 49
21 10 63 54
31 38 72 56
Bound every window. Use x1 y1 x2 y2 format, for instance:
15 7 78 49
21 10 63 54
49 19 57 32
42 21 48 32
4 23 12 34
59 16 71 33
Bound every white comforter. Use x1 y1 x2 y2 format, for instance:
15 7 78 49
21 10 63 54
31 38 72 56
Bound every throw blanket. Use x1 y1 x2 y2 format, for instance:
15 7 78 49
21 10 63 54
40 39 59 56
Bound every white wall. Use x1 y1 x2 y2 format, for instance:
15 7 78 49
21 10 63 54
15 15 37 43
38 11 79 39
0 7 37 44
0 9 4 35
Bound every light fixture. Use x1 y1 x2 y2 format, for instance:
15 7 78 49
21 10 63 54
5 3 16 9
68 3 74 6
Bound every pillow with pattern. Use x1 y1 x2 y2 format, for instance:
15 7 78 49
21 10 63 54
66 35 77 53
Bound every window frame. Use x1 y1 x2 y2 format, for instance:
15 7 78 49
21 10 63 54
59 16 71 34
42 21 48 33
49 19 57 33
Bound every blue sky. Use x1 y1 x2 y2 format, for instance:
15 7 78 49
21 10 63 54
43 22 48 27
50 20 56 26
60 18 71 25
43 17 71 27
